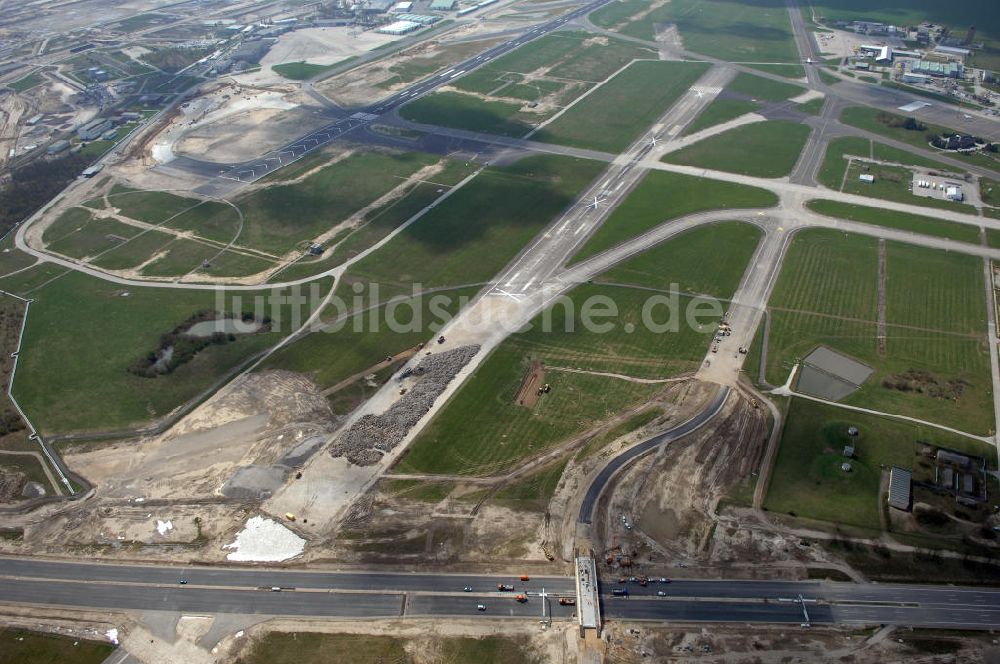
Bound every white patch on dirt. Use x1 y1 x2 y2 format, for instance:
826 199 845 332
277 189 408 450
105 628 119 644
156 519 173 536
223 515 305 562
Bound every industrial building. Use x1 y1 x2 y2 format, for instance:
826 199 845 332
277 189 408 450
430 0 456 9
77 117 111 140
910 60 963 78
933 45 970 60
900 72 931 85
393 1 413 11
46 139 69 155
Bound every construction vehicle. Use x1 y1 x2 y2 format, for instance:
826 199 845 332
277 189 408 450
559 597 576 606
497 584 514 592
515 594 527 603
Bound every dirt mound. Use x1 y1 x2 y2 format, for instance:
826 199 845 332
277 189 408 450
330 345 480 466
0 468 26 502
515 361 545 408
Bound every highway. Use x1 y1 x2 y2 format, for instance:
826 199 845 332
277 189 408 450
3 559 1000 628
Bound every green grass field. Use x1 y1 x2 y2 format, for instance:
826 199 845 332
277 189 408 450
726 72 804 102
806 200 980 244
533 60 710 153
6 267 330 434
765 397 994 530
261 286 477 390
571 170 777 263
234 150 440 254
798 97 825 116
107 187 201 224
682 98 759 135
162 201 241 244
597 220 762 297
396 339 661 475
8 71 44 92
235 632 540 664
397 221 760 476
592 0 799 62
272 61 336 80
346 155 603 299
981 177 999 207
763 229 992 434
0 629 114 664
662 121 811 178
400 91 532 137
818 68 840 85
745 63 806 79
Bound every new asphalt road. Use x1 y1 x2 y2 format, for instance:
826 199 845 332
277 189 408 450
578 385 731 524
3 558 1000 628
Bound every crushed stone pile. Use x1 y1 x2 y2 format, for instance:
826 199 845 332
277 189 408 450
330 345 480 466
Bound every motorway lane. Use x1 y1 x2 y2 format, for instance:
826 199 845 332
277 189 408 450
607 598 832 624
0 558 575 595
577 385 730 524
0 578 405 618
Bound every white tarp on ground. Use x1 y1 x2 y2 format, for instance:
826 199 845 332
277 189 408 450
223 515 305 562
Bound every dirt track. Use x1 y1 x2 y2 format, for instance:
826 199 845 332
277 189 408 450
515 360 545 408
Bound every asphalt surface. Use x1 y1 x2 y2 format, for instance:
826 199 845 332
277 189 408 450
577 385 731 524
4 559 1000 628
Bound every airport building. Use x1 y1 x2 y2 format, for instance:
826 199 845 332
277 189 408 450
910 59 963 78
377 20 422 35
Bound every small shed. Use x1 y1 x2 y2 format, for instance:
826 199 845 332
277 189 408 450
842 445 855 458
888 466 912 511
859 173 875 184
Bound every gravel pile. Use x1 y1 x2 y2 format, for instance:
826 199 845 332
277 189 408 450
331 345 480 466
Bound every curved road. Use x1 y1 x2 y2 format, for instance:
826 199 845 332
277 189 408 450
578 385 731 524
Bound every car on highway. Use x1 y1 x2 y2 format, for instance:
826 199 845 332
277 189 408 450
270 587 281 592
657 591 667 597
463 586 472 592
477 604 486 611
178 580 188 585
659 578 670 584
